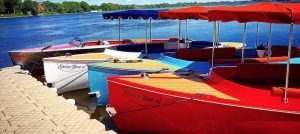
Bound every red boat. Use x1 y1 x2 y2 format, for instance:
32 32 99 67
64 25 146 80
107 63 300 133
106 2 300 133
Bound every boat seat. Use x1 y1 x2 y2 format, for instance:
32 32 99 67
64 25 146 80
237 64 300 80
213 64 300 80
168 37 179 42
189 41 214 48
116 43 165 52
212 66 237 79
209 56 288 64
176 47 236 61
122 39 136 44
271 45 300 57
84 41 101 46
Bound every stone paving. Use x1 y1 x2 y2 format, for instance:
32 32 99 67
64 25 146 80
0 66 116 134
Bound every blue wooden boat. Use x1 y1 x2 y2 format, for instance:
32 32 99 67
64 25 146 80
88 58 211 105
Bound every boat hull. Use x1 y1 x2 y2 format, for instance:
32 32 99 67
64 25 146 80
9 47 106 72
43 50 142 93
88 67 141 105
88 53 211 105
44 60 91 93
108 79 300 133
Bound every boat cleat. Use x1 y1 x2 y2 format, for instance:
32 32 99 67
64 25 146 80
88 91 100 98
106 106 117 117
140 72 149 79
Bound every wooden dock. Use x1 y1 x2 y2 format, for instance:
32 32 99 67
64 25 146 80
0 66 116 134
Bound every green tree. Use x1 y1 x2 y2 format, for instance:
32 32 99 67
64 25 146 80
22 0 37 15
4 0 22 14
61 1 82 13
0 0 5 14
42 1 61 12
79 1 90 12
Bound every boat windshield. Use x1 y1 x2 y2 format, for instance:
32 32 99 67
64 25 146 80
69 37 83 47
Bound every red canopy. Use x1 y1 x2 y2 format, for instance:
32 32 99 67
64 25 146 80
159 6 209 20
279 3 300 24
208 2 293 24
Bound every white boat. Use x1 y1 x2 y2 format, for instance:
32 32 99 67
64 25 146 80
43 49 141 93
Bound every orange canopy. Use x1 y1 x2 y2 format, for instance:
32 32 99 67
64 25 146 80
159 6 209 20
208 2 293 24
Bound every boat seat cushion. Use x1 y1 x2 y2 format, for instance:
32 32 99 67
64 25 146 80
116 43 165 52
209 56 288 64
237 64 300 80
176 47 236 61
168 37 179 42
272 87 300 98
212 67 237 78
189 41 214 48
84 41 99 46
271 45 300 57
122 39 136 44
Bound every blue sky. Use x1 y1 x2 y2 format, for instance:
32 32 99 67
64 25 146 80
48 0 237 5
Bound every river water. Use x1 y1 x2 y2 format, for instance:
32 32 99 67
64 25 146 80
0 12 299 68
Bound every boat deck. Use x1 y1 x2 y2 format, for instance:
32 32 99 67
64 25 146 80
89 60 181 72
47 53 118 60
112 72 300 113
0 66 115 134
118 73 238 101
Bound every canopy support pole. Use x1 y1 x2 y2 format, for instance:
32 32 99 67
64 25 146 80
150 18 152 43
212 22 217 67
178 20 181 50
267 23 272 63
242 23 247 64
255 22 259 48
118 18 121 45
217 21 220 46
185 19 188 49
145 19 148 57
283 23 294 103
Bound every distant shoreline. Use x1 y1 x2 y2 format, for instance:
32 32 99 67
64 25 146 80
0 14 31 19
0 1 255 19
0 12 97 19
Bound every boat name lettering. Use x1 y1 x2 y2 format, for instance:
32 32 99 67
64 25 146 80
123 90 161 105
57 63 87 72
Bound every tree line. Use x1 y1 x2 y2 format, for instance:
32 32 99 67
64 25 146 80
0 0 38 15
94 1 254 11
0 0 258 16
42 1 90 14
0 0 91 16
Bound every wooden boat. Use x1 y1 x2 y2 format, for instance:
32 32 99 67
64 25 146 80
43 39 216 94
43 49 141 93
8 38 175 72
103 3 300 133
106 63 300 133
87 59 192 105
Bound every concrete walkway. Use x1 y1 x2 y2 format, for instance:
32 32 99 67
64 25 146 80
0 66 116 134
